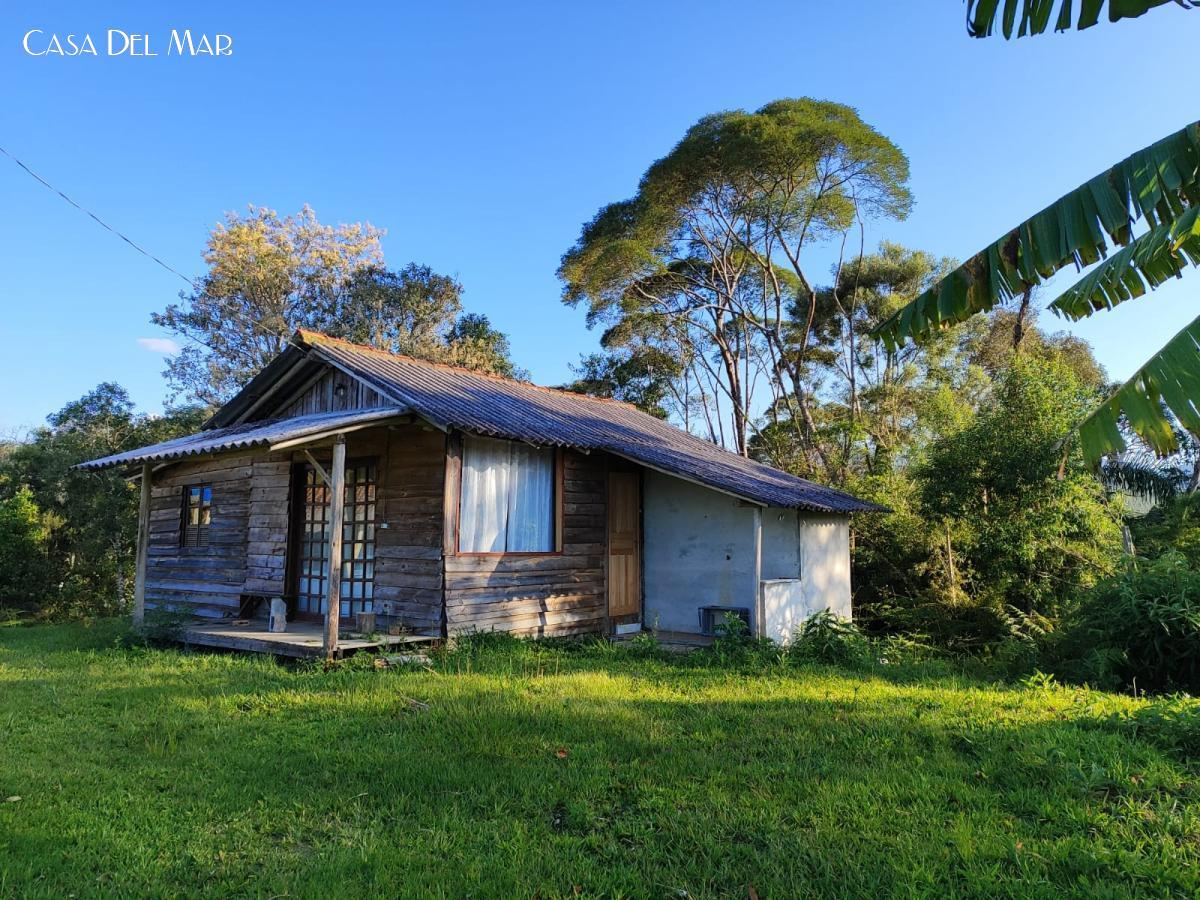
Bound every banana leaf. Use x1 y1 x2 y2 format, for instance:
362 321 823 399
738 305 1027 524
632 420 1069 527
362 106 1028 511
1050 205 1200 320
873 121 1200 349
1079 313 1200 460
966 0 1194 39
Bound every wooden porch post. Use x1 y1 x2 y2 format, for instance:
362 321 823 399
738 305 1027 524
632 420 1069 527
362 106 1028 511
323 435 347 660
133 462 152 628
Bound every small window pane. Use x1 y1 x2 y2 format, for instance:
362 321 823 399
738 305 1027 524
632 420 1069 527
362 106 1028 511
181 483 213 547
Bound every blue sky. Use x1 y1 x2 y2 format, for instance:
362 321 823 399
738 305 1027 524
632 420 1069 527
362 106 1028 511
1 1 1197 433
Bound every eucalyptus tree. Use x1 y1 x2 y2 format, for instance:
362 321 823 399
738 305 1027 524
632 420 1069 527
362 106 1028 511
801 243 977 478
560 98 911 459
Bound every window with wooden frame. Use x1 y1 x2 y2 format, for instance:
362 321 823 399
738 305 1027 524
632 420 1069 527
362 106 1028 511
180 484 213 547
457 436 561 554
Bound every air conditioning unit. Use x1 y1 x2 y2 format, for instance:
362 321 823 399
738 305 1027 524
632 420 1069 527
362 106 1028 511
698 605 751 636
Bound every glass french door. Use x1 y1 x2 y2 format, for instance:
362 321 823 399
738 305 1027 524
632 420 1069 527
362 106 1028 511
294 460 377 619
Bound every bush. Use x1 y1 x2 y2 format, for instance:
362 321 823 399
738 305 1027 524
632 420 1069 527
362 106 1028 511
128 606 196 646
1105 696 1200 757
987 637 1042 680
709 612 780 665
1057 552 1200 694
788 610 868 667
0 486 52 608
1131 492 1200 567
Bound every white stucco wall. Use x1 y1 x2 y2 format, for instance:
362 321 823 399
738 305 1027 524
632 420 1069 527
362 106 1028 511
641 471 851 636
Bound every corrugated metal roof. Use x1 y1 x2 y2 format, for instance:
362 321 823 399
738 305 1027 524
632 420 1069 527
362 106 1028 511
76 406 409 471
298 331 880 513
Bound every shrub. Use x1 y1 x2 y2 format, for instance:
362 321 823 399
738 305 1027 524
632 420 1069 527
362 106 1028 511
1057 552 1200 694
130 606 196 646
1131 492 1200 567
987 637 1042 680
907 357 1123 649
1105 696 1200 757
0 486 52 608
788 610 868 667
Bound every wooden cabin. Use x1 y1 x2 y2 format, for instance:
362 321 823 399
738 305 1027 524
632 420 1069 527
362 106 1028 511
80 330 879 657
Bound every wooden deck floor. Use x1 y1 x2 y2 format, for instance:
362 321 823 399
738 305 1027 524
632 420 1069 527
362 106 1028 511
181 620 439 659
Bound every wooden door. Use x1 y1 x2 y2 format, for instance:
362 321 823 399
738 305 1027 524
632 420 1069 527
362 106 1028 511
607 472 641 619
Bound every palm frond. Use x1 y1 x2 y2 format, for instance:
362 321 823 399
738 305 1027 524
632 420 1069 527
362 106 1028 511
1050 205 1200 320
1099 451 1188 503
1079 313 1200 459
873 121 1200 349
966 0 1195 39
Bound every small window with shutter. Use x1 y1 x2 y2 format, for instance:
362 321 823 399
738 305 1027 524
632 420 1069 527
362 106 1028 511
181 484 213 547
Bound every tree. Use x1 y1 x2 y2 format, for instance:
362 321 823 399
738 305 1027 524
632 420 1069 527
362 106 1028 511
918 356 1123 628
965 0 1194 39
790 242 984 480
1 384 205 616
324 264 463 356
847 323 1118 649
153 205 384 406
441 313 525 380
322 268 522 378
560 98 911 458
152 206 521 407
874 121 1200 462
563 347 678 418
0 485 51 608
967 307 1107 391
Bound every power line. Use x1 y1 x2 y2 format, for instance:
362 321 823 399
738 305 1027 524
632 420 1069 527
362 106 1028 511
0 143 196 287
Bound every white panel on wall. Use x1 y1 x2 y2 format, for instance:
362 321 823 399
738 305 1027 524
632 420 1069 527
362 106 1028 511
799 515 852 621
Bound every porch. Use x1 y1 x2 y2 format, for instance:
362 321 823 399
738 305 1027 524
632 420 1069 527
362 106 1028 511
181 619 439 659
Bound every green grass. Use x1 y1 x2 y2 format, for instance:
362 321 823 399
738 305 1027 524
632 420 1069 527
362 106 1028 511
1 621 1199 898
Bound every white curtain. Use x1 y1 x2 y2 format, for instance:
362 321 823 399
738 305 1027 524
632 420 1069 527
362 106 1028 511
460 436 554 552
507 443 554 551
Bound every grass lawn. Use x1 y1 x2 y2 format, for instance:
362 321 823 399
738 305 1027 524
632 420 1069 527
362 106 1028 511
1 620 1199 897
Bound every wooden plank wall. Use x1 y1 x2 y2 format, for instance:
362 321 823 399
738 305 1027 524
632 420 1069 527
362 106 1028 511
146 452 255 617
244 456 292 595
146 425 447 626
278 367 391 418
146 423 611 638
444 448 608 638
365 425 446 634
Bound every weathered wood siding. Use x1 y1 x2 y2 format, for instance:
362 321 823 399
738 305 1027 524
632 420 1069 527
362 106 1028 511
146 453 254 617
357 425 446 634
146 423 446 628
245 456 292 595
444 449 608 637
146 419 611 638
278 367 391 418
